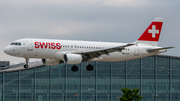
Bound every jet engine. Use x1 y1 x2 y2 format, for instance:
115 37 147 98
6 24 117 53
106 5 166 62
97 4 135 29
42 59 60 66
63 54 83 64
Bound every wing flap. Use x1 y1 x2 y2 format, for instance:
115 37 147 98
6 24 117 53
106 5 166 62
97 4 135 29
78 43 134 60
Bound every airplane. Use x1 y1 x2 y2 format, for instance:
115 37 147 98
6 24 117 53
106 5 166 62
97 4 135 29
3 17 173 71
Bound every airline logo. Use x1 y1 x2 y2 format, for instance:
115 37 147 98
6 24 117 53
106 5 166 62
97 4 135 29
148 25 159 38
34 42 61 49
138 21 163 42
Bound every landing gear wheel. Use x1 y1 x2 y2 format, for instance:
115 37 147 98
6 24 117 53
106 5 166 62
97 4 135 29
86 64 93 71
24 64 29 69
71 65 78 72
24 58 29 69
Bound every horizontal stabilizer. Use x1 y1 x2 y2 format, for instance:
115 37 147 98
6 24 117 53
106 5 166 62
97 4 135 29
147 47 174 52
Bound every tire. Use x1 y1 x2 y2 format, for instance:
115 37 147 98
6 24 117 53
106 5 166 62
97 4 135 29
24 64 29 69
71 65 78 71
86 64 93 71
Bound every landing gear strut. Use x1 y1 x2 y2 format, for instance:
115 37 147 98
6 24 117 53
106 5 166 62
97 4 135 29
71 65 78 72
86 60 93 71
24 58 29 69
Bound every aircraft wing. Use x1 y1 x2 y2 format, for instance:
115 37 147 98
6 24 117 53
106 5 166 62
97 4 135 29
147 47 174 52
77 44 134 60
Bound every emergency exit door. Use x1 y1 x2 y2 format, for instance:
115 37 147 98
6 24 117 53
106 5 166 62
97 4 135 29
27 40 33 51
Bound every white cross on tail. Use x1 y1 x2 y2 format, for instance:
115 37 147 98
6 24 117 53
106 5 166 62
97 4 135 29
148 25 159 38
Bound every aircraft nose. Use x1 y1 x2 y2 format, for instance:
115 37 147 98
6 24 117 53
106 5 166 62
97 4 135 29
4 46 10 55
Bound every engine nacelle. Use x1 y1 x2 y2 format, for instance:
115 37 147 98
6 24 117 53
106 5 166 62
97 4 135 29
42 59 60 66
63 54 82 64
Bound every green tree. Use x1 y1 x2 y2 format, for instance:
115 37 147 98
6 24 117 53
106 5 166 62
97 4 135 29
119 87 143 101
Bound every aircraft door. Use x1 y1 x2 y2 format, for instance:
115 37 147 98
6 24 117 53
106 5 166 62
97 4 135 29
27 40 33 51
134 45 139 56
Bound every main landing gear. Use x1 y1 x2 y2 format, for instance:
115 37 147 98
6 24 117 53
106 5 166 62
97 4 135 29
86 64 93 71
71 65 78 71
71 64 94 72
24 58 29 69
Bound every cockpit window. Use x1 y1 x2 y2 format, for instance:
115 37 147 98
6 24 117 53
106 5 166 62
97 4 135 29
10 42 21 46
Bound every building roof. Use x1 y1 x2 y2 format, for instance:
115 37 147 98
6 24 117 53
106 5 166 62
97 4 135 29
0 61 43 73
0 55 180 73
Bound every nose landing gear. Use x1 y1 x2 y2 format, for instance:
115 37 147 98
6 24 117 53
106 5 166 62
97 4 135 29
24 64 28 69
24 58 29 69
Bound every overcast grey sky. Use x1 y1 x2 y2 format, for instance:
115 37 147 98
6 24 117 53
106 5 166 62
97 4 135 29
0 0 180 64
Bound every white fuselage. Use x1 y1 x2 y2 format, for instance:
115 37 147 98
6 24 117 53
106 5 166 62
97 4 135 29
4 38 163 62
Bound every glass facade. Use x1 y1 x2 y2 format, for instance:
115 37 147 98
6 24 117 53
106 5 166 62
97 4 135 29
0 55 180 101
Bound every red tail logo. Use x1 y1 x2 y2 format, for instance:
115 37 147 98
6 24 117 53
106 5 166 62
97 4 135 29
138 18 163 42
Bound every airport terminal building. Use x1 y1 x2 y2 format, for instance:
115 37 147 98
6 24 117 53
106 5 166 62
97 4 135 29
0 55 180 101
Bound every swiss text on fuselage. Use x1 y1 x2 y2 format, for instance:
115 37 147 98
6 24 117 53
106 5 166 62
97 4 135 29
34 42 61 49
